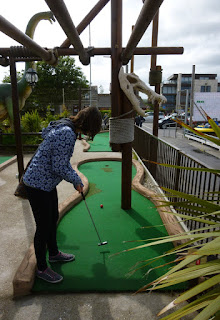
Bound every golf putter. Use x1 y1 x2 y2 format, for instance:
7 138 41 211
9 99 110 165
81 192 108 246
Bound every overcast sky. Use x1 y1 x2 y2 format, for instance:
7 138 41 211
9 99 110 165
0 0 220 94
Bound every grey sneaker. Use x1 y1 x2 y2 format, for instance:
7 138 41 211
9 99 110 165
49 251 75 263
36 267 63 283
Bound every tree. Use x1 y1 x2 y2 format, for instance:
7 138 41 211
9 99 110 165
2 71 23 83
23 56 89 116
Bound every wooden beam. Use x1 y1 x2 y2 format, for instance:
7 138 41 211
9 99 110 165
121 0 164 65
0 46 184 62
0 16 56 64
61 0 110 48
45 0 90 65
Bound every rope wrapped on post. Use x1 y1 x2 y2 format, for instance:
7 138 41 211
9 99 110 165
109 110 134 144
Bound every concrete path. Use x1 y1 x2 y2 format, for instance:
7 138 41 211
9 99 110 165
0 139 192 320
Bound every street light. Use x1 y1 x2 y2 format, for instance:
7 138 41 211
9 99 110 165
25 68 38 87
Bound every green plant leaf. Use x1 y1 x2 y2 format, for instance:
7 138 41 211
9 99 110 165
158 288 220 319
153 268 220 291
158 300 209 320
175 274 220 304
191 248 220 256
160 210 220 225
141 237 220 292
193 294 220 320
208 118 220 140
133 115 220 320
162 187 220 211
123 231 219 248
128 243 203 278
160 204 219 218
174 274 220 305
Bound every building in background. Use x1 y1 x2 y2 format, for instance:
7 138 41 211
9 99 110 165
58 86 146 115
57 86 112 114
162 73 219 113
97 93 111 110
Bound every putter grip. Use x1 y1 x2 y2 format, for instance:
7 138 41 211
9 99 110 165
81 192 85 200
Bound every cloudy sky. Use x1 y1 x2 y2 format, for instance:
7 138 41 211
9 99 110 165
0 0 219 93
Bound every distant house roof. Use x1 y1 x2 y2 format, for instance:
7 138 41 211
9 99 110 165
168 74 217 80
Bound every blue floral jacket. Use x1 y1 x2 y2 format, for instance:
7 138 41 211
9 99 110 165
23 121 83 192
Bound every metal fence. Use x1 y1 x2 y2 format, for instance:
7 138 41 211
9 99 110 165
0 132 42 151
133 126 220 233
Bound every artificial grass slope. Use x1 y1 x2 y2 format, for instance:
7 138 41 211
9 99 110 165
33 161 180 292
87 131 111 152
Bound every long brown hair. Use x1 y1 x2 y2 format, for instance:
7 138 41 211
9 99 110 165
70 106 102 139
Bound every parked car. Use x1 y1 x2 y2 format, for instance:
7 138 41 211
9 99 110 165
144 111 165 122
179 112 190 124
194 123 219 136
158 113 178 129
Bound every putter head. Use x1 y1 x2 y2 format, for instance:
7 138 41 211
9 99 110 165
98 241 108 246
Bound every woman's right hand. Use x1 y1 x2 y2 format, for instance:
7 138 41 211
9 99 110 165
76 184 84 193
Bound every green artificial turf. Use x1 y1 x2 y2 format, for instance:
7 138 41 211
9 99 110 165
0 156 12 164
33 161 185 293
87 131 111 152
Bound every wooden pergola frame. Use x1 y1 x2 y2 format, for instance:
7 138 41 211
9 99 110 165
0 0 183 209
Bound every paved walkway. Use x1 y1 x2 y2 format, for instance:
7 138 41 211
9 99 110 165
0 139 192 320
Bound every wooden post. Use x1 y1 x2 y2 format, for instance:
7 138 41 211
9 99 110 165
121 94 134 209
190 65 195 127
130 26 134 73
78 86 82 140
150 11 161 179
111 0 133 209
151 10 160 137
10 57 24 179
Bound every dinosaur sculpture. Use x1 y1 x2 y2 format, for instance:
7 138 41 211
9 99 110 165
0 11 55 127
119 67 167 117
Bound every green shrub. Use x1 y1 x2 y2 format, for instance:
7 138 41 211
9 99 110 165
58 108 70 120
21 110 42 132
2 134 15 145
22 135 43 145
41 106 59 128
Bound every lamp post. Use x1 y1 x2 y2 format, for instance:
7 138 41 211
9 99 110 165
25 68 38 87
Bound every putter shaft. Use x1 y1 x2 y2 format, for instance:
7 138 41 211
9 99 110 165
81 192 107 245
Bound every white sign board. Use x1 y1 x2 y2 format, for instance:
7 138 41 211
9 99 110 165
193 92 220 122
